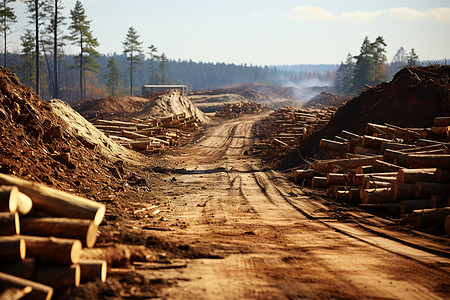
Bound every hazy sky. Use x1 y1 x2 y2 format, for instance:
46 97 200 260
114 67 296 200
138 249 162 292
12 0 450 65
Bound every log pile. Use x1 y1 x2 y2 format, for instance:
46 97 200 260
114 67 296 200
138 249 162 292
214 101 265 118
93 112 200 154
0 173 108 299
293 117 450 234
250 106 336 159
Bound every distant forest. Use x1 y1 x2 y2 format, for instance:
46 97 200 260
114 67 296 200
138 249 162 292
5 52 336 103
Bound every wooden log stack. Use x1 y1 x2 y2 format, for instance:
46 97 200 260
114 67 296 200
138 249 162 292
94 112 201 154
0 173 108 298
250 106 336 159
214 101 265 118
293 116 450 233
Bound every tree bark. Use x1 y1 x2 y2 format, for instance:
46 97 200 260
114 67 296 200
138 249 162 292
400 199 431 214
0 185 18 213
35 264 80 290
314 156 382 173
435 168 450 182
414 182 449 199
372 160 402 173
361 187 391 204
326 173 353 186
21 217 98 248
319 138 348 153
0 258 36 280
311 177 327 188
445 215 450 235
78 259 107 283
396 168 437 184
20 235 82 265
0 173 105 226
292 169 318 184
430 195 448 208
0 236 26 261
0 272 53 300
389 183 415 201
410 207 450 229
0 212 20 235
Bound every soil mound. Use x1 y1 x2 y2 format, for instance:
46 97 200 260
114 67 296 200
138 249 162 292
303 91 349 109
279 65 450 169
0 66 126 192
132 90 209 123
72 96 150 122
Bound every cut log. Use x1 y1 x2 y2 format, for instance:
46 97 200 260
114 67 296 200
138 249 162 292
359 203 400 214
78 259 107 283
410 207 450 229
0 286 33 300
0 185 18 213
340 130 360 140
326 173 352 186
361 187 391 204
383 149 408 164
400 199 431 214
0 258 36 280
314 156 383 173
430 195 448 208
20 235 82 265
355 165 373 174
372 160 402 173
0 236 26 261
362 135 390 150
0 173 105 226
311 177 327 188
434 117 450 127
431 126 450 136
396 168 437 184
348 188 362 201
400 143 447 153
415 138 448 147
319 138 348 153
381 141 415 151
353 146 381 155
362 174 397 187
389 183 416 201
435 168 450 182
415 182 449 199
446 215 450 235
0 272 53 300
35 264 80 290
292 169 318 184
20 217 97 248
405 154 450 169
365 180 392 189
0 211 20 235
17 191 33 215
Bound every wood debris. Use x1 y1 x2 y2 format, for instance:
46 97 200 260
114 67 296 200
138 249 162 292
0 174 108 297
250 106 336 159
214 101 265 118
292 116 450 234
93 112 201 154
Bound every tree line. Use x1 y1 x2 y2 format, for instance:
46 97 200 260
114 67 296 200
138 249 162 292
334 36 420 96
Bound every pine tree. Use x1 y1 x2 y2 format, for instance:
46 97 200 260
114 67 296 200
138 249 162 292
44 0 66 99
20 29 36 87
24 0 48 94
371 36 387 83
68 0 100 100
159 53 170 84
122 26 142 95
334 53 354 95
104 57 121 96
0 0 16 67
147 44 158 83
406 48 419 67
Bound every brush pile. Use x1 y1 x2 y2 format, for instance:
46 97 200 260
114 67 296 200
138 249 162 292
250 106 336 159
0 173 107 299
94 113 200 154
293 116 450 234
214 101 265 118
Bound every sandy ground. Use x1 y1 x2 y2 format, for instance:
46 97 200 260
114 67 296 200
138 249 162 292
86 114 450 299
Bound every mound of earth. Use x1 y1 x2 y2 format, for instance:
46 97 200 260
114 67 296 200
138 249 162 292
74 90 208 123
0 66 128 194
279 65 450 169
189 93 248 113
303 91 349 109
72 96 149 122
132 89 209 123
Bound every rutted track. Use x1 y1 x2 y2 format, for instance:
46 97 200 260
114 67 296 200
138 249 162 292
141 115 450 299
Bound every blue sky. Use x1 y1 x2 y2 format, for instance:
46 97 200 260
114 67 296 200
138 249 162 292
12 0 450 65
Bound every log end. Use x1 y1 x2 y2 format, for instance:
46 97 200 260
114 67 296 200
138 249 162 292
85 222 98 249
397 169 405 184
70 240 82 264
17 192 33 215
94 205 106 226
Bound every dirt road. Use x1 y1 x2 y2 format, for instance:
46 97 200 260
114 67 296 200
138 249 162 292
134 115 450 299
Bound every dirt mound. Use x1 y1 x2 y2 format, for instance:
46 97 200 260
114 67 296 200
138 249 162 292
279 65 450 169
74 91 208 124
72 96 149 122
303 92 349 109
189 93 248 113
0 66 126 193
132 90 209 123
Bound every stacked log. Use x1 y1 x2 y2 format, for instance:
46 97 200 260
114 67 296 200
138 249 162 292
215 101 265 118
293 116 450 232
0 173 108 297
250 106 336 159
94 113 201 154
